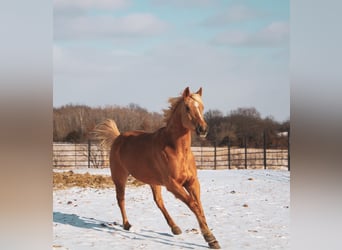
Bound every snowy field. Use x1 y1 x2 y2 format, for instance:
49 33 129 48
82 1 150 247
53 169 290 249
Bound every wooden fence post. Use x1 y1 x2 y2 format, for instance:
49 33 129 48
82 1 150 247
227 137 231 170
214 141 217 170
244 136 247 169
74 143 77 168
263 130 267 170
288 129 290 171
200 143 203 168
88 140 91 168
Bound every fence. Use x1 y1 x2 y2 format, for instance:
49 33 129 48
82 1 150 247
53 131 289 171
192 146 288 170
53 142 109 169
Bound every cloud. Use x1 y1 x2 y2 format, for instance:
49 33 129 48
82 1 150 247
54 0 130 11
212 21 289 47
53 45 139 77
149 0 221 8
202 4 264 26
54 13 168 40
54 0 167 40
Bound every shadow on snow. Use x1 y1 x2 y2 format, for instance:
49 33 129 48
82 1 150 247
53 211 207 249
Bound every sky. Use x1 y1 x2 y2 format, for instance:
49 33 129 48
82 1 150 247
53 0 289 122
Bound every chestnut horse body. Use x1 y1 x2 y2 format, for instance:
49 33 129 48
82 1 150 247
93 87 220 249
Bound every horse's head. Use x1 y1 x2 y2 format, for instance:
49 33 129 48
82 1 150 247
180 87 208 138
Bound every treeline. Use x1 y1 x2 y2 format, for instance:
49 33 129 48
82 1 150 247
204 107 289 148
53 104 289 148
53 104 164 142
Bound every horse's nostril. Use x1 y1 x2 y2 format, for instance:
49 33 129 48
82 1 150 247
196 125 208 137
196 126 202 134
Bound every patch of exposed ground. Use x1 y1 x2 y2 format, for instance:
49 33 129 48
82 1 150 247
53 171 144 190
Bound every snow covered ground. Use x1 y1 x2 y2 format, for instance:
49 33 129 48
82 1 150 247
53 169 290 249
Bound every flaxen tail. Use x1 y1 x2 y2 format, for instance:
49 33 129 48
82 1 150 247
92 119 120 150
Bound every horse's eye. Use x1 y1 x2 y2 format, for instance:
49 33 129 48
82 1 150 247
185 105 190 112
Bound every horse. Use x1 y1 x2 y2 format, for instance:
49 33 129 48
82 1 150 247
93 87 220 249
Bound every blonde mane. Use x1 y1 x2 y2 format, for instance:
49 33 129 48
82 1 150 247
163 93 203 123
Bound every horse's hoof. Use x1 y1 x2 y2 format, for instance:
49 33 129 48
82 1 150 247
208 241 221 249
171 226 182 235
123 222 131 230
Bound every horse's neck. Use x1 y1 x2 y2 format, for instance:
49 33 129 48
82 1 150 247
165 113 192 150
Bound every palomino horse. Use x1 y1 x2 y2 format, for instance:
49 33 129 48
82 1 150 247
93 87 220 249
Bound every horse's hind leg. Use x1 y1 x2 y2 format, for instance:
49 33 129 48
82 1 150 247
112 170 131 230
150 185 182 235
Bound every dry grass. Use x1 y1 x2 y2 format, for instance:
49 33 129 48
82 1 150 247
53 171 144 190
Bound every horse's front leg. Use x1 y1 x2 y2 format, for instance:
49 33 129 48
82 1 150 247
184 178 204 215
184 178 220 249
166 179 221 249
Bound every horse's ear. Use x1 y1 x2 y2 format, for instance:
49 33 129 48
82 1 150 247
196 87 202 96
183 87 190 98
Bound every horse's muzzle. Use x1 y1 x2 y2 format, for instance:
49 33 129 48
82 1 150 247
196 125 208 138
